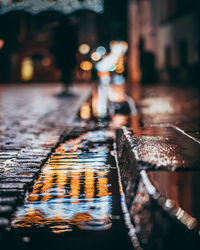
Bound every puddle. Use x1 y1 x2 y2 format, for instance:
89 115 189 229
147 170 200 231
12 130 115 233
4 85 135 250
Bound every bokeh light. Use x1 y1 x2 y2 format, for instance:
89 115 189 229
91 51 101 61
21 57 34 81
0 39 4 49
80 61 93 71
78 43 90 55
96 46 106 56
42 57 51 67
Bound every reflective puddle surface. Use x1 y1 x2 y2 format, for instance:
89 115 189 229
7 127 132 250
3 85 133 250
12 130 115 233
147 170 200 231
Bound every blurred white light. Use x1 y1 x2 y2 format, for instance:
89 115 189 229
91 51 101 61
79 44 90 55
96 41 128 73
99 75 111 85
96 46 106 56
112 75 125 85
109 65 116 72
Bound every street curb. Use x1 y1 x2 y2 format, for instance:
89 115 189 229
116 126 200 250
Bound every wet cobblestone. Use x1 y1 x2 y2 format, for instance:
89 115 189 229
0 83 92 232
1 82 200 249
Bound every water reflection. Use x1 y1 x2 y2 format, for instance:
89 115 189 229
12 130 114 233
148 171 200 231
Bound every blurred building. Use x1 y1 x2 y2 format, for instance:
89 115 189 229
0 0 128 84
128 0 200 85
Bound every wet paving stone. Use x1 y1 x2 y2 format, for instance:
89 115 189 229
0 83 93 235
0 190 26 198
0 84 134 249
1 82 199 249
116 126 200 250
0 177 34 183
147 170 200 232
0 183 27 190
138 85 200 126
0 197 18 206
119 126 200 170
0 173 36 179
0 205 13 216
6 168 40 174
0 128 133 250
128 171 200 250
0 218 9 228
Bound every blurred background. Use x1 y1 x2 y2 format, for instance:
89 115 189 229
0 0 199 89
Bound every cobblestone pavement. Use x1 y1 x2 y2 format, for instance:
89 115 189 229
0 83 93 231
1 82 200 250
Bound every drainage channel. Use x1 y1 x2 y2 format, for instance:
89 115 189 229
1 124 133 250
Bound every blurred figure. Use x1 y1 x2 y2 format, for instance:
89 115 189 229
138 37 157 84
52 19 78 96
190 41 200 86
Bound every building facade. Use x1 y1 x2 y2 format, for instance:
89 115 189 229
128 0 200 85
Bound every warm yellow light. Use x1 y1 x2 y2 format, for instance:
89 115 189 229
80 61 92 71
80 102 91 119
116 55 125 73
78 43 90 55
21 57 34 81
97 71 110 78
112 114 128 127
91 51 101 61
109 40 128 52
108 84 125 102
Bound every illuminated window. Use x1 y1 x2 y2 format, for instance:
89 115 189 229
21 57 34 82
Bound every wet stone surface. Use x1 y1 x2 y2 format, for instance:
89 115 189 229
129 171 200 250
0 83 92 232
147 171 200 232
138 85 200 142
0 127 132 250
125 126 200 170
116 125 200 250
0 82 200 250
139 85 200 125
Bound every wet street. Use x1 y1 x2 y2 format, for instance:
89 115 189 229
0 0 199 248
0 82 200 250
2 127 132 250
0 83 133 250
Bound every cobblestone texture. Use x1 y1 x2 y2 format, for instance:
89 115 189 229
0 83 92 231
